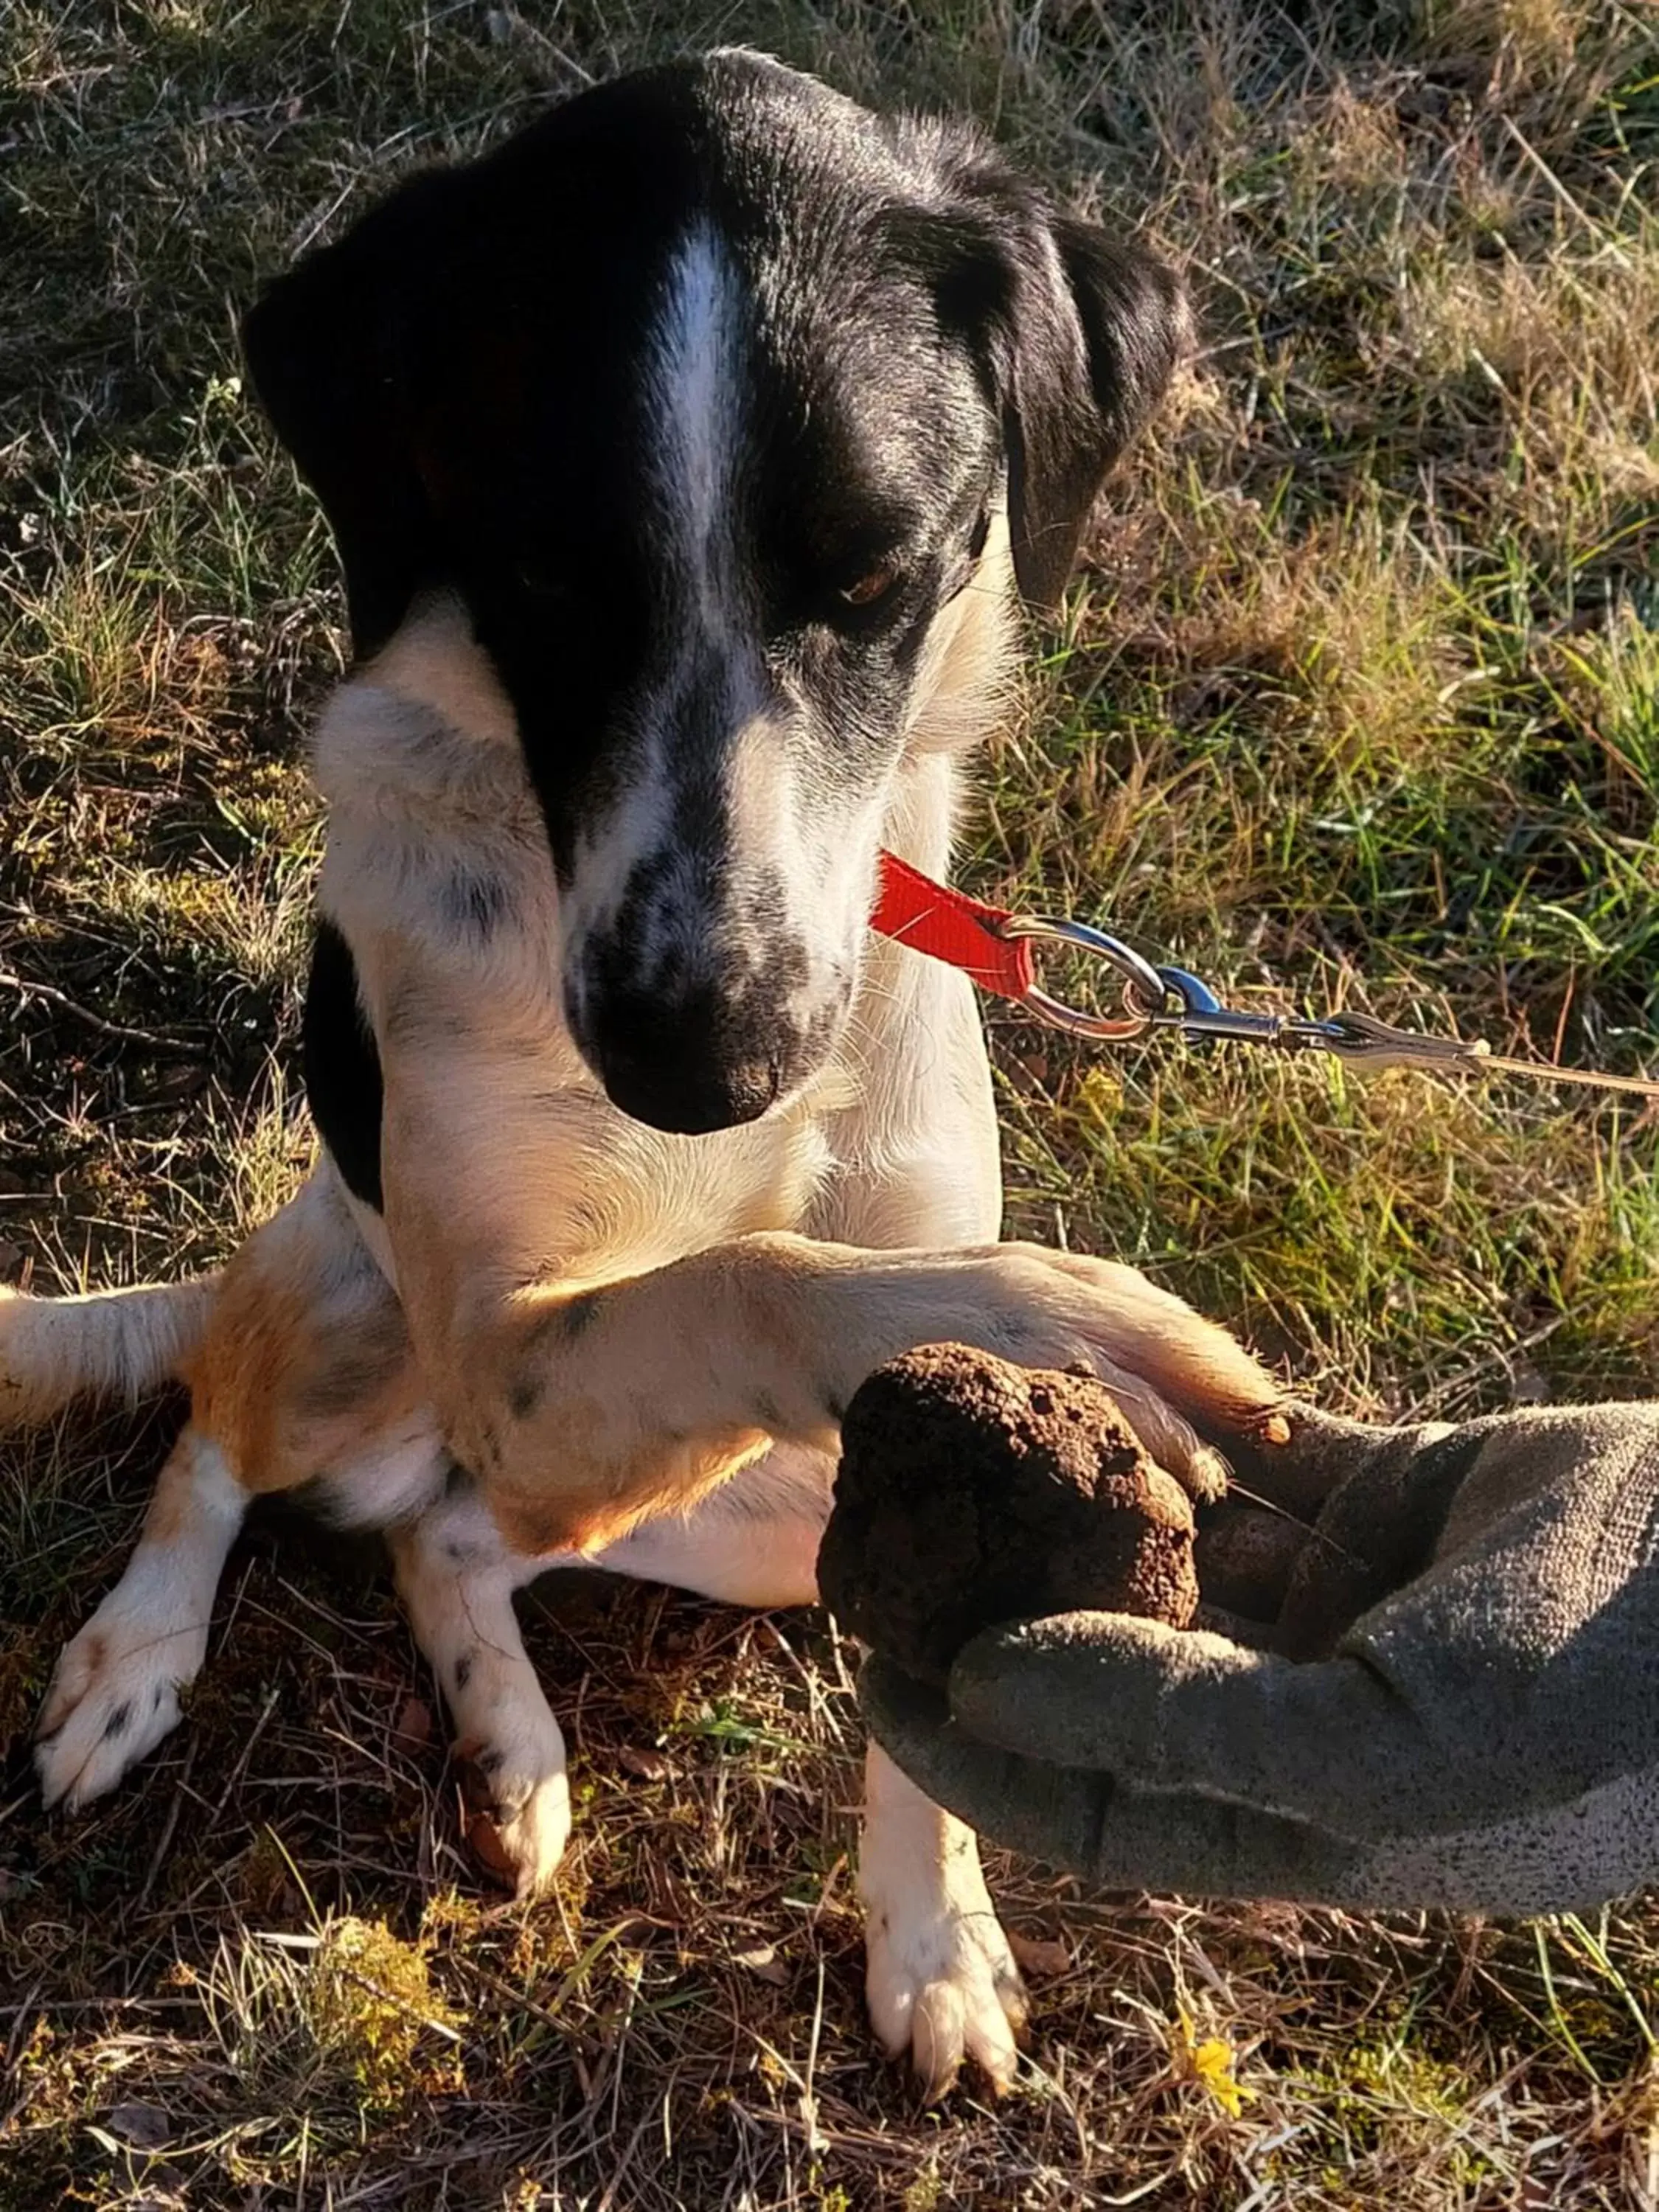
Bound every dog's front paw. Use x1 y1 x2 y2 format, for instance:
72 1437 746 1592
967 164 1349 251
36 1601 206 1811
454 1717 572 1899
859 1802 1027 2098
988 1245 1283 1503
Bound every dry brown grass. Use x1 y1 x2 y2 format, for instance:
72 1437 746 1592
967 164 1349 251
2 0 1658 2204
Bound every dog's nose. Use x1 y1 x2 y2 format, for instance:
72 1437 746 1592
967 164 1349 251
585 993 785 1134
601 1041 780 1133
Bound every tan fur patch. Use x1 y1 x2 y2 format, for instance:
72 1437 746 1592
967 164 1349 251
366 597 519 754
144 1431 203 1545
181 1265 320 1495
181 1190 423 1498
490 1425 774 1557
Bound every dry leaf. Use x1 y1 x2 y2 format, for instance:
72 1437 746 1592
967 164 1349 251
732 1944 788 1986
392 1696 434 1753
453 1740 520 1890
105 2101 173 2151
466 1808 519 1888
1006 1930 1072 1980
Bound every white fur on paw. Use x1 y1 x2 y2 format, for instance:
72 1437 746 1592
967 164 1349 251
454 1717 571 1899
860 1837 1027 2098
35 1607 206 1811
1087 1354 1230 1505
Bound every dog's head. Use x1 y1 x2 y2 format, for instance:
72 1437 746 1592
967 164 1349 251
246 52 1186 1135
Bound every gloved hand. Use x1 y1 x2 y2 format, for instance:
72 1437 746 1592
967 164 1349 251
860 1402 1659 1913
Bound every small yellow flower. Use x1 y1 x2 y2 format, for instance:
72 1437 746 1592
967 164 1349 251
1173 2003 1256 2119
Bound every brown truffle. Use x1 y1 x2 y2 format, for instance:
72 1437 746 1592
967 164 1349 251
817 1343 1198 1685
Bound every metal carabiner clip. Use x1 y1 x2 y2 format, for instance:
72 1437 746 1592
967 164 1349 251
997 924 1461 1066
1127 965 1324 1050
994 909 1659 1100
998 921 1321 1051
996 914 1170 1040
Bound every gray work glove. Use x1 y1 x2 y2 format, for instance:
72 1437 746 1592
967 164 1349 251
860 1402 1659 1913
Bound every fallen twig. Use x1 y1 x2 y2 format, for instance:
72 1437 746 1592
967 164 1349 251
0 966 209 1060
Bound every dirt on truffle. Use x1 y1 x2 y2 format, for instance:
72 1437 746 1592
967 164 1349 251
817 1343 1200 1686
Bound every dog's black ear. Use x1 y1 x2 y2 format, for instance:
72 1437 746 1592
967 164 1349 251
241 176 453 653
917 139 1189 613
997 213 1189 611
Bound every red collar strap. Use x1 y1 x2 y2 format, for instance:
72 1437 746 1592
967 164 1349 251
869 849 1163 1043
869 849 1035 1001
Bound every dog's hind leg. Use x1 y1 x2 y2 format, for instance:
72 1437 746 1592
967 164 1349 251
36 1424 246 1809
389 1447 1028 2095
442 1445 1027 2097
38 1166 440 1811
465 1446 1027 2095
386 1446 834 1899
389 1480 573 1896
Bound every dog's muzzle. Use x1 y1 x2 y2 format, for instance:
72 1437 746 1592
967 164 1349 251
568 956 842 1134
566 853 849 1133
588 987 781 1132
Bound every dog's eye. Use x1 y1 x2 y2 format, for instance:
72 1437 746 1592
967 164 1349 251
838 562 902 610
967 509 990 560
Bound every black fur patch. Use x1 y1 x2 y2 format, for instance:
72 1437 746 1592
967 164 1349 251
303 920 385 1213
524 1291 602 1357
295 1295 409 1421
440 866 509 942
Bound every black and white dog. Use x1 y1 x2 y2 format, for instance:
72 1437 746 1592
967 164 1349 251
3 52 1277 2096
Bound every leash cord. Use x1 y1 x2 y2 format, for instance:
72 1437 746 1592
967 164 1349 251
868 852 1659 1104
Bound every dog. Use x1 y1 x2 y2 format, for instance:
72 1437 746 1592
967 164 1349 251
1 52 1280 2096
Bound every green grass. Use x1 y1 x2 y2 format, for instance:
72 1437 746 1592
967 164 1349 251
2 0 1658 2205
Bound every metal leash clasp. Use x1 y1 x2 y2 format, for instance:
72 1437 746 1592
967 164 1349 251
995 915 1170 1042
1150 981 1495 1071
996 909 1659 1099
998 915 1336 1051
998 915 1492 1069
